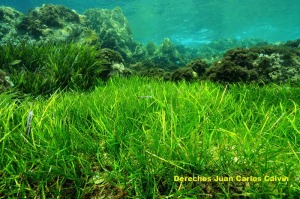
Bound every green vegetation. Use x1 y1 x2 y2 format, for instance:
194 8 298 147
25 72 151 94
1 77 299 198
0 42 104 96
1 4 299 198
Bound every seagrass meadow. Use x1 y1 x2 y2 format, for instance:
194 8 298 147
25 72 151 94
1 2 300 198
1 77 300 198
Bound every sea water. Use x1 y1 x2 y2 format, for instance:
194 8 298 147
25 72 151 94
0 0 299 46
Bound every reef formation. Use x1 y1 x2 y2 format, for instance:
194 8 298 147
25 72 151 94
206 45 300 84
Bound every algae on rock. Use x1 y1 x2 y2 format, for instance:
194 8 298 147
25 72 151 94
206 45 300 84
84 7 143 63
0 6 23 44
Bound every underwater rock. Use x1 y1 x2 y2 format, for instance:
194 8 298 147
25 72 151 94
129 59 165 80
128 39 193 74
14 4 93 44
129 40 208 81
285 38 300 48
97 48 124 63
130 43 148 62
145 42 158 56
206 62 259 83
84 7 132 42
76 29 100 45
195 38 269 64
96 48 130 80
84 7 145 63
171 67 198 82
129 59 158 71
253 51 300 84
0 6 22 22
0 6 23 44
134 38 192 71
137 68 170 80
186 58 208 77
250 45 300 84
206 44 300 84
151 38 187 70
206 48 259 83
1 5 140 52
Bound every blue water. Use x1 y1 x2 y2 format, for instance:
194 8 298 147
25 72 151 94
1 0 300 46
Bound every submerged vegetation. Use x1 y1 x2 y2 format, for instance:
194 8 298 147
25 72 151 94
1 40 300 97
1 77 300 198
0 43 100 95
0 42 130 96
0 3 300 198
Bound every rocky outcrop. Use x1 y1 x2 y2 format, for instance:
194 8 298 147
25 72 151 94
15 4 96 44
206 45 300 84
84 7 146 63
0 6 23 44
96 48 131 80
0 5 100 45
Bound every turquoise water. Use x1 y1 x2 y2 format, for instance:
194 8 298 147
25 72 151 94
0 0 300 46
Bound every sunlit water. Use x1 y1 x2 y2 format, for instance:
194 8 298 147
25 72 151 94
1 0 300 46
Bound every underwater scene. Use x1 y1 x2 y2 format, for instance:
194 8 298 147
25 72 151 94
0 0 300 198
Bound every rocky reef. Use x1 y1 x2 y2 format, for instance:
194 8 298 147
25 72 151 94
0 6 23 44
171 58 207 82
206 45 300 84
0 4 100 45
84 7 147 63
96 48 131 80
15 4 96 44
